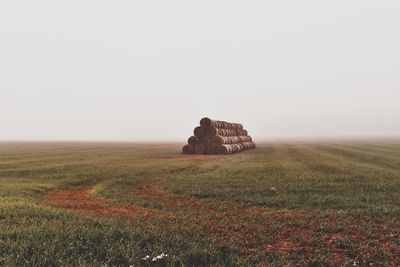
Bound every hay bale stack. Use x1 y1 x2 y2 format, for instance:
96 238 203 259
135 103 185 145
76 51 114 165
183 117 256 155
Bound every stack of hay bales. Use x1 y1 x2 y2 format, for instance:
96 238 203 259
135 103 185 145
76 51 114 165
183 117 256 155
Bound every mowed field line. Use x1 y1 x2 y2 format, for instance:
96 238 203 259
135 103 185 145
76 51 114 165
275 143 359 176
328 142 400 156
307 143 400 172
256 143 310 170
291 143 400 174
320 142 400 162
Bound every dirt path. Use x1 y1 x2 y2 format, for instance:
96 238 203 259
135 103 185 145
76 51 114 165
43 180 400 265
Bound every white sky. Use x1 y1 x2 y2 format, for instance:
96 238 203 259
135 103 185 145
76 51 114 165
1 1 399 141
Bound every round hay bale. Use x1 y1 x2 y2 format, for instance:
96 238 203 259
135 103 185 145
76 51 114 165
216 145 229 154
182 145 194 154
200 117 212 127
194 126 206 138
188 136 200 146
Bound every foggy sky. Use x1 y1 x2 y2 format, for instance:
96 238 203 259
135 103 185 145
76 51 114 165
1 1 399 141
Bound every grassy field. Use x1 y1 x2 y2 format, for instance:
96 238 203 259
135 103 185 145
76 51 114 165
0 141 399 266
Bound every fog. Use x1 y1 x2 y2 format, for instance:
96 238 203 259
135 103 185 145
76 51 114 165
1 1 399 141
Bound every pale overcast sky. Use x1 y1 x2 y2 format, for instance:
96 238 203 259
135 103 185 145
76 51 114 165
1 1 399 141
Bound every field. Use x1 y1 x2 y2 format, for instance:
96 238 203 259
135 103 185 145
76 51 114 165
0 141 399 266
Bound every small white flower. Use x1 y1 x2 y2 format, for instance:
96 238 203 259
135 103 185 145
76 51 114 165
141 255 150 260
145 253 169 261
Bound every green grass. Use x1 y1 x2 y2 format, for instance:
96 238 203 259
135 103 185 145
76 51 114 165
0 141 399 266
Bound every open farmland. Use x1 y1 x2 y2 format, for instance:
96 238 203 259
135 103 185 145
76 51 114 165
0 141 399 266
